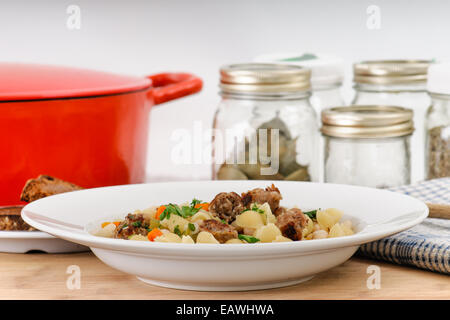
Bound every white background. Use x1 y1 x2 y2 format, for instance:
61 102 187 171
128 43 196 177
2 0 449 181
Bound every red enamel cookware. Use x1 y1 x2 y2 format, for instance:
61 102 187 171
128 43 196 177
0 63 202 205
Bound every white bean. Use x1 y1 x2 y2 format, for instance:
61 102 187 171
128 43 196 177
312 230 328 239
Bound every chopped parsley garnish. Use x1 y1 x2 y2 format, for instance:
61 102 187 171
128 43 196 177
304 209 318 220
159 204 181 220
190 198 202 207
160 200 202 221
242 205 265 214
238 234 260 243
158 211 167 221
174 225 182 236
221 219 228 224
132 221 142 228
181 205 200 218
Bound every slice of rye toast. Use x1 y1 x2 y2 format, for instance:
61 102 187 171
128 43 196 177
0 175 84 231
0 206 35 231
20 175 83 203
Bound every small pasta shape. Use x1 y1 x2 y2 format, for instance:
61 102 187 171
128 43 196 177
317 208 343 230
243 227 256 236
225 238 244 244
254 223 282 243
272 235 293 242
160 214 190 233
196 231 220 244
95 223 116 238
312 229 328 239
128 234 148 241
255 203 277 225
154 232 182 243
186 222 200 235
141 206 158 219
343 220 353 230
181 235 195 244
191 210 213 223
235 210 264 229
302 215 314 238
342 223 354 235
329 222 354 238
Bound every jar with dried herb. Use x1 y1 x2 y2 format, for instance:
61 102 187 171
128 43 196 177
212 63 319 181
426 63 450 179
254 53 345 115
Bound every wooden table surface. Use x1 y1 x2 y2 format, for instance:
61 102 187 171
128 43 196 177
0 252 448 299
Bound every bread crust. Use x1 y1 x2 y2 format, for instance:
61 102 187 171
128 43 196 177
20 175 82 202
0 206 22 216
0 206 35 231
0 175 82 231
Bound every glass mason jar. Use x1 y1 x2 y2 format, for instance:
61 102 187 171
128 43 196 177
352 60 431 183
425 63 450 179
322 106 414 188
254 53 345 115
309 83 345 114
212 63 319 182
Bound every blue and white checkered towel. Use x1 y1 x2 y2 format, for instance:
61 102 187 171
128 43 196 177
358 178 450 275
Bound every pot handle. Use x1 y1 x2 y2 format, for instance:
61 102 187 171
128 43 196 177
147 73 203 105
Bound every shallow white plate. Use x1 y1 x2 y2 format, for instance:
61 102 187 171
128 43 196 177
0 231 88 253
22 181 428 291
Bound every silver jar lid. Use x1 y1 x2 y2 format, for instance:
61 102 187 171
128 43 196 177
353 60 430 85
220 63 311 94
321 105 414 138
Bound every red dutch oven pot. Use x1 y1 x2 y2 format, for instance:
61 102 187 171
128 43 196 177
0 63 202 206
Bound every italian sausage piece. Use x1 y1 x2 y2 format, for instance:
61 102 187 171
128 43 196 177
241 184 282 212
275 208 307 241
273 206 287 217
198 219 238 243
114 213 149 240
209 192 244 223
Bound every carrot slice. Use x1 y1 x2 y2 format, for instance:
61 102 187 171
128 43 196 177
147 228 163 241
156 205 166 219
101 222 111 228
194 203 209 211
113 221 121 227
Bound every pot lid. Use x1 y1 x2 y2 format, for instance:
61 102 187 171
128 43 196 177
0 63 152 101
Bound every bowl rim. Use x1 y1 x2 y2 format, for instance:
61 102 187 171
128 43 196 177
0 230 55 239
21 180 429 257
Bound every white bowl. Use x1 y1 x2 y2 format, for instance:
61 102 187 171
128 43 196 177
0 231 88 253
22 181 428 291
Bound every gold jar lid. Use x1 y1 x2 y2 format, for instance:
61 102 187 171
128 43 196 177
321 105 414 138
220 63 311 94
353 60 431 85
